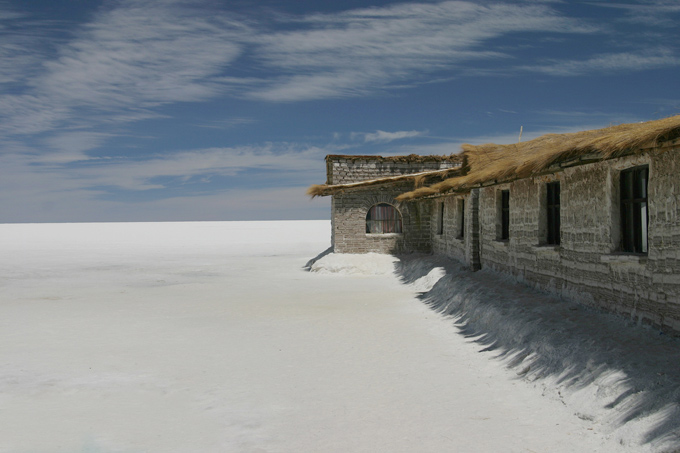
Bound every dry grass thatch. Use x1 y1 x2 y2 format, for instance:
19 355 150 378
307 166 463 198
397 115 680 201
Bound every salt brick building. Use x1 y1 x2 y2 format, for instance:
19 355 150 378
308 115 680 333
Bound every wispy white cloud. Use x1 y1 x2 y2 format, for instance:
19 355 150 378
37 2 244 107
0 149 329 222
197 117 258 130
0 0 250 139
248 1 595 101
359 130 427 143
0 94 68 135
19 143 325 192
0 140 332 222
0 0 677 223
524 49 680 76
0 8 54 86
0 0 671 142
587 1 680 26
41 132 113 163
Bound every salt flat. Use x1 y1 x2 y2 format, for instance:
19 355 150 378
0 220 643 452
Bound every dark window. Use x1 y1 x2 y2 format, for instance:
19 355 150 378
546 182 560 245
459 199 465 238
501 190 510 240
366 203 403 234
620 166 648 253
437 202 444 235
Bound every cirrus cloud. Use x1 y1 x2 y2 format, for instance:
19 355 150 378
361 130 427 143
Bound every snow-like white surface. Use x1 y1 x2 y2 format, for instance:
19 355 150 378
0 220 675 452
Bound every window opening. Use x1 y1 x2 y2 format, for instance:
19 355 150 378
546 182 560 245
366 203 403 234
501 190 510 240
437 202 444 235
620 166 648 253
459 198 465 238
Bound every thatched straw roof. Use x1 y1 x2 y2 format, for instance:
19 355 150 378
397 115 680 201
307 166 463 198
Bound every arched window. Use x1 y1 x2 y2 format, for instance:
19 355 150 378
366 203 402 234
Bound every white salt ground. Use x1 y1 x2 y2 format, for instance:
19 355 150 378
0 220 674 452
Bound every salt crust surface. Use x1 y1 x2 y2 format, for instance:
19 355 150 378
0 220 675 452
310 252 399 275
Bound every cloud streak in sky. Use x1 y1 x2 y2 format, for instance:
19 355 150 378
14 143 325 192
0 11 51 86
361 130 427 143
0 0 678 222
249 2 596 101
525 49 680 76
0 0 248 139
1 0 675 143
38 0 245 106
588 1 680 26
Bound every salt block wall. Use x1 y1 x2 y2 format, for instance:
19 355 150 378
470 146 680 332
327 155 458 254
332 183 432 254
430 190 482 271
327 156 458 185
431 196 466 264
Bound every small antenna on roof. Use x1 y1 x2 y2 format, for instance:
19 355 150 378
518 126 523 143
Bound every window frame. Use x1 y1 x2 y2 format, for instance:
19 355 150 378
619 165 649 254
366 203 403 234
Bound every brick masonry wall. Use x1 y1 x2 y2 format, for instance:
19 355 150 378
466 146 680 332
328 157 458 185
332 183 432 254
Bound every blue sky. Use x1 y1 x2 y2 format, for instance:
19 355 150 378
1 0 678 222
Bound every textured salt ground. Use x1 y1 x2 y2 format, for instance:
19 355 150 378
390 254 680 453
0 220 673 452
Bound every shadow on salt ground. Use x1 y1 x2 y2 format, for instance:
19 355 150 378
394 254 680 452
